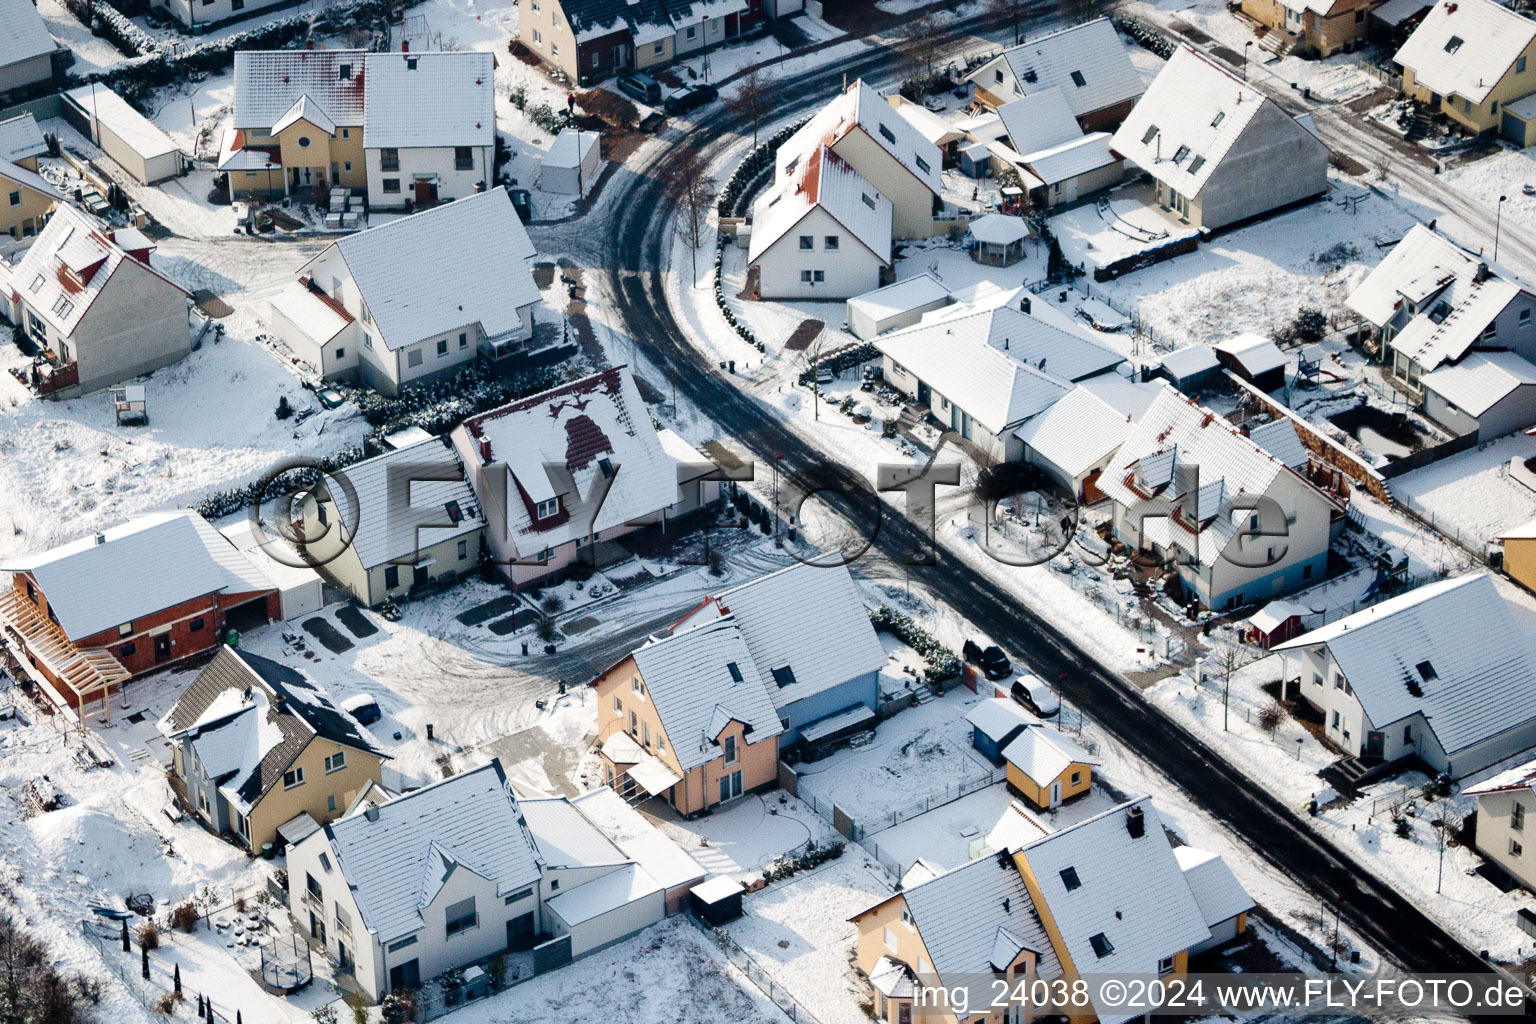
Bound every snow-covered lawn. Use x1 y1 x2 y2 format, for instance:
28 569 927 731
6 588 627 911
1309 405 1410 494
658 791 843 881
1445 147 1536 236
1394 433 1536 548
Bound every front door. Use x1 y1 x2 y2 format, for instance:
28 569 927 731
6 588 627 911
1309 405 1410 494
613 43 629 68
1050 780 1062 807
388 959 420 992
309 910 326 945
414 179 437 205
506 911 536 951
916 381 931 407
153 633 172 663
1364 731 1385 760
413 564 429 588
718 770 743 804
337 940 350 971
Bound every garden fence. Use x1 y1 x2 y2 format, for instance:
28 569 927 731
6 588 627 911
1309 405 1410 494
684 911 829 1024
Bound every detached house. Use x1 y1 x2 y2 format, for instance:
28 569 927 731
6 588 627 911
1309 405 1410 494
519 0 752 88
1346 224 1536 439
1239 0 1376 58
851 798 1252 1024
965 19 1144 132
451 366 720 585
0 511 278 719
1393 0 1536 140
363 51 494 210
1110 47 1330 232
1274 573 1536 778
0 113 55 240
268 187 539 394
1465 757 1536 894
0 204 190 398
992 89 1124 209
297 435 482 607
160 647 387 853
1097 386 1340 611
0 0 60 105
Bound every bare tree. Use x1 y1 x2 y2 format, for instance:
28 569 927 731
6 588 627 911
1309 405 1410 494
985 0 1030 45
1430 800 1463 894
668 145 718 285
1061 0 1109 26
899 12 948 89
727 67 771 148
1219 645 1254 732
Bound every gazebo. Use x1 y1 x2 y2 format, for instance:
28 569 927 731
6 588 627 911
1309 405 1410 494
966 213 1031 266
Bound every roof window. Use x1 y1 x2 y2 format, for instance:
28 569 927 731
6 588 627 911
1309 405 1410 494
1141 124 1159 145
1444 35 1463 53
1089 933 1115 958
1060 867 1081 891
1069 70 1086 87
771 665 796 688
727 661 743 683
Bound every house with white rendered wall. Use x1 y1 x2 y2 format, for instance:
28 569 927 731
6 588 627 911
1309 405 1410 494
266 187 538 395
363 51 494 211
1272 573 1536 777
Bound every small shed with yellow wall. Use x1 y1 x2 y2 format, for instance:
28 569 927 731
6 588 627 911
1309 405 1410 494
1500 519 1536 592
1003 726 1099 810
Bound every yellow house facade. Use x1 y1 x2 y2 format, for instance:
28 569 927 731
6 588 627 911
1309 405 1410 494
0 168 55 239
1239 0 1375 57
1394 0 1536 136
1500 521 1536 592
1002 726 1100 811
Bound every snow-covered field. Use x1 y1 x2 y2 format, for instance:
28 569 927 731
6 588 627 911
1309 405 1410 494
1446 147 1536 236
1394 433 1536 548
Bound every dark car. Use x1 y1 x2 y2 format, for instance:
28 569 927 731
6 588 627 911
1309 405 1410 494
962 640 1012 680
617 72 661 105
665 83 718 115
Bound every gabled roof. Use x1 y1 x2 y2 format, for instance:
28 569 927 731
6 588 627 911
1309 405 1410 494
1466 755 1536 796
1394 0 1536 104
1021 132 1118 185
319 435 480 569
629 615 784 772
4 510 272 641
0 157 59 201
1173 846 1255 928
232 49 368 130
984 19 1144 119
701 561 887 712
1110 47 1321 197
1213 333 1288 377
363 51 495 149
1420 349 1536 417
1273 573 1536 754
886 303 1125 383
0 0 54 73
997 88 1084 154
0 113 47 164
1160 342 1220 380
1018 799 1212 1021
463 366 683 556
305 187 537 350
271 94 337 137
846 272 953 325
519 796 630 869
748 146 893 265
890 99 967 148
160 648 386 814
965 697 1036 743
322 760 542 943
1247 418 1309 470
1013 382 1150 479
777 80 942 196
1001 725 1100 784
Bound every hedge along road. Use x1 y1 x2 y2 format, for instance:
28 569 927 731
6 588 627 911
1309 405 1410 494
586 4 1534 1005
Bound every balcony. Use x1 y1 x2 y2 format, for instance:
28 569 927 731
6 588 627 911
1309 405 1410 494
0 588 128 723
8 349 79 397
303 889 323 913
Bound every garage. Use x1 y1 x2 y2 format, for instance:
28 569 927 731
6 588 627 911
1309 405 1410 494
545 865 666 958
1503 95 1536 146
219 521 325 621
223 596 273 634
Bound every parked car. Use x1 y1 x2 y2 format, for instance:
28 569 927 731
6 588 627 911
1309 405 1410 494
617 72 661 105
979 645 1011 680
665 84 718 115
1010 674 1060 717
340 693 382 726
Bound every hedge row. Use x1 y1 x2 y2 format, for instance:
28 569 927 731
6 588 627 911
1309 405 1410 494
713 240 760 351
868 604 961 682
1112 15 1176 59
715 116 809 218
795 342 876 387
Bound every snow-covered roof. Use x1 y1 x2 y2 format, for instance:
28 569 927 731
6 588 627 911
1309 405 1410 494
967 213 1031 246
1394 0 1536 104
322 760 542 944
1247 419 1309 470
363 51 494 150
1021 132 1118 186
0 0 55 72
1347 225 1474 324
572 788 706 890
778 80 942 197
984 19 1144 120
67 84 182 162
996 88 1083 154
520 796 629 869
1246 599 1308 633
271 94 337 137
546 128 600 171
232 49 368 129
547 863 663 926
628 615 784 772
1160 342 1220 380
1373 0 1434 24
1013 382 1148 479
890 99 966 147
1466 755 1536 796
0 114 46 164
748 146 893 265
1173 846 1254 927
1420 349 1536 417
1001 725 1100 783
1499 519 1536 541
463 367 683 556
268 276 353 347
1110 47 1320 198
1018 799 1212 1022
1274 573 1536 754
1096 386 1295 567
320 435 481 569
703 561 887 713
0 157 59 202
965 697 1035 743
5 510 272 641
307 187 537 350
846 272 953 324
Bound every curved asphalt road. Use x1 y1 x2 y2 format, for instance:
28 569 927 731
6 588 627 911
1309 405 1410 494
590 5 1523 1006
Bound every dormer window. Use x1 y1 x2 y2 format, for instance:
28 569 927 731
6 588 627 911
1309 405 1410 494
339 63 352 80
536 497 559 519
598 456 613 478
1141 124 1159 145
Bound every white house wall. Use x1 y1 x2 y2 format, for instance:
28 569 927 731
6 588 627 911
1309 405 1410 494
555 886 665 958
1194 103 1328 231
754 206 883 300
364 145 492 211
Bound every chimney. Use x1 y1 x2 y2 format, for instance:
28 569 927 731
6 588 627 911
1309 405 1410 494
1002 897 1011 913
365 804 379 822
1021 295 1031 314
479 438 492 462
1126 805 1146 839
1474 262 1490 284
94 532 105 545
401 39 410 52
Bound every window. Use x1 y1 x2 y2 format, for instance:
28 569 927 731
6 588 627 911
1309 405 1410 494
459 331 468 349
1515 803 1526 831
6 190 18 208
1523 309 1532 325
387 935 418 953
284 766 306 789
119 622 133 637
1059 867 1081 891
1331 710 1341 730
1071 770 1082 785
120 641 136 657
385 565 400 589
642 720 650 747
437 339 449 356
549 879 560 892
52 296 73 319
1158 956 1175 975
306 873 322 901
1512 838 1524 858
1415 660 1437 681
799 234 813 250
814 270 825 283
24 582 33 604
1303 563 1313 581
878 123 896 144
340 63 353 80
407 56 419 69
445 897 478 938
914 155 930 174
327 795 336 812
325 751 347 773
824 235 839 250
801 270 813 283
1069 70 1086 88
723 734 739 765
380 148 400 172
613 695 623 714
994 69 1004 84
727 661 742 682
1089 933 1114 958
408 349 424 368
598 456 613 477
457 539 468 560
861 193 876 210
1403 724 1413 743
1522 57 1530 74
536 497 559 519
1444 35 1463 53
335 347 346 360
383 178 400 193
901 908 913 927
297 136 312 149
504 886 534 904
592 53 600 69
771 665 796 688
632 677 644 695
884 926 899 951
341 129 350 139
1172 145 1190 164
531 0 538 9
1141 124 1159 144
686 24 696 38
533 28 542 43
654 41 665 56
28 273 43 293
455 146 474 171
657 735 665 754
630 710 638 735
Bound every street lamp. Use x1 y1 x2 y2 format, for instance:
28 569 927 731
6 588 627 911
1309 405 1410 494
1495 194 1509 263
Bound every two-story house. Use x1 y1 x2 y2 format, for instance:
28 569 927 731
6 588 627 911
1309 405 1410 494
0 113 55 240
518 0 753 88
450 366 721 585
159 647 388 852
964 19 1145 132
1394 0 1536 139
1274 573 1536 777
1240 0 1377 58
1097 386 1341 611
220 49 368 201
362 50 494 210
0 0 60 106
0 204 191 398
268 187 539 394
1465 758 1536 894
